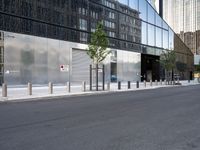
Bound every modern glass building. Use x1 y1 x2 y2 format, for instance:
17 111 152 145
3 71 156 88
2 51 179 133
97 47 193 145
0 0 193 85
163 0 200 56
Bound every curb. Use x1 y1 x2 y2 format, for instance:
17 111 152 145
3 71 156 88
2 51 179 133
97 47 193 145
0 83 199 103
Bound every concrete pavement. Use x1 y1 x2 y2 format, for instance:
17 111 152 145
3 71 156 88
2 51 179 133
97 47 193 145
0 80 199 102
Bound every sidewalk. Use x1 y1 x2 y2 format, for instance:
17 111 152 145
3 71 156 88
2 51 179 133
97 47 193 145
0 80 199 102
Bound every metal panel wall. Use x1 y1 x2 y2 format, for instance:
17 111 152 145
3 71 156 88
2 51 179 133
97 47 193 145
71 49 92 83
117 50 141 82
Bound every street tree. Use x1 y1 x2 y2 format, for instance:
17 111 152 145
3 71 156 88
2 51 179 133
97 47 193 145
86 22 109 64
160 51 176 84
86 22 109 90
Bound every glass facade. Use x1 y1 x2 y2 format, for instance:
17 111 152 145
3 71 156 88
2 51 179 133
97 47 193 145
0 0 174 51
0 0 193 84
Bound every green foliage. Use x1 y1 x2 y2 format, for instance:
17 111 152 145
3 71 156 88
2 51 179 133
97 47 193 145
86 22 109 64
176 61 187 72
160 51 176 71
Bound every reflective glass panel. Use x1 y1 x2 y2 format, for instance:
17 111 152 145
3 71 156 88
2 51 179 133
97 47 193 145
156 13 162 27
162 20 168 30
148 3 155 24
169 29 174 50
129 0 138 11
139 0 147 21
118 0 128 6
148 24 155 46
163 30 169 49
141 21 147 44
156 27 162 48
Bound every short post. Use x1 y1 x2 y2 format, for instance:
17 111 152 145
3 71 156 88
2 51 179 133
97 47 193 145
107 82 110 91
165 79 167 85
177 78 180 84
49 82 53 94
28 82 32 95
67 82 71 93
82 81 86 92
144 80 146 87
150 80 152 86
90 65 92 91
128 81 131 89
160 79 162 85
118 81 121 90
102 65 105 91
2 83 7 97
136 81 139 88
155 80 158 86
96 64 98 91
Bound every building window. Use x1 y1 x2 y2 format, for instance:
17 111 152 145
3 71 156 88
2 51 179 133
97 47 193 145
90 10 98 19
108 31 116 37
104 20 115 29
108 12 115 19
79 19 87 31
80 32 88 43
102 0 115 9
79 7 88 16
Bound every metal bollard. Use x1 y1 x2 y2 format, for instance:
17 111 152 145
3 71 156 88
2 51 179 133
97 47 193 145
49 82 53 94
165 79 167 85
118 81 121 90
150 80 152 86
155 80 158 86
136 81 139 88
28 82 32 95
128 81 131 89
67 82 71 93
2 83 7 97
160 79 162 85
107 82 110 91
144 80 146 87
82 81 86 92
177 78 180 84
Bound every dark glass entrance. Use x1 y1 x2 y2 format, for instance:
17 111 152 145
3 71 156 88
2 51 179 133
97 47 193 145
141 54 160 82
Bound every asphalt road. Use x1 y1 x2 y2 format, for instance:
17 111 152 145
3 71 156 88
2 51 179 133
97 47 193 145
0 85 200 150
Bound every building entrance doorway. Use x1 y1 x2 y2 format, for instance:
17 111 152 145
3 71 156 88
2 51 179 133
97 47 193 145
141 54 160 82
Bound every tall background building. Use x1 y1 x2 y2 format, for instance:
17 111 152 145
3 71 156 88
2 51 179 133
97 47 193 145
163 0 200 59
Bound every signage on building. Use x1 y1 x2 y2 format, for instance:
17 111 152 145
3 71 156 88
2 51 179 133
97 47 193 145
60 65 69 72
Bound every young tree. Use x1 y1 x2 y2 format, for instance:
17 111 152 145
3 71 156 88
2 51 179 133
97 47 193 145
86 22 109 64
160 51 176 84
86 22 109 91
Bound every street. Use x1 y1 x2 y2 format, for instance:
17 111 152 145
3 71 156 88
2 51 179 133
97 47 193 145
0 85 200 150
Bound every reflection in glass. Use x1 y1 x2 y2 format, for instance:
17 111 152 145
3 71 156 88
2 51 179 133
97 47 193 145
169 29 174 50
139 0 147 21
163 30 169 49
148 24 155 46
117 0 128 5
148 3 155 24
156 27 162 48
141 22 147 44
162 21 168 30
156 13 162 27
129 0 138 11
